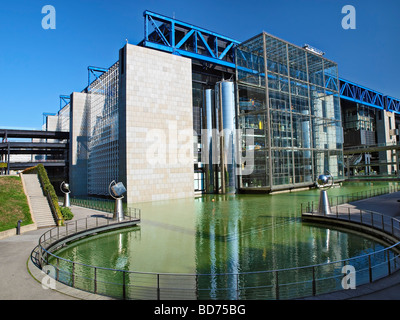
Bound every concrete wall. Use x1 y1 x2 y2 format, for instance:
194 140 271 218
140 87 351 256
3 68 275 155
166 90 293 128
69 92 89 196
119 44 194 203
376 110 397 174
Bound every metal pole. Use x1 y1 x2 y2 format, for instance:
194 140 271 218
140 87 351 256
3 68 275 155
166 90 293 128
312 267 316 296
157 274 160 300
236 274 240 300
94 267 97 294
123 271 126 300
368 255 373 283
275 271 279 300
72 262 75 287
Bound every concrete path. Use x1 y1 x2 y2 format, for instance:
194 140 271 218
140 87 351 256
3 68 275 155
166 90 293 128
0 205 112 300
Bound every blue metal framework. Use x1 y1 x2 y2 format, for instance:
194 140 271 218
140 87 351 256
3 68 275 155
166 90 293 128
141 10 400 114
386 95 400 113
142 10 240 68
339 78 400 114
339 78 385 110
59 95 70 110
88 66 109 87
42 112 56 125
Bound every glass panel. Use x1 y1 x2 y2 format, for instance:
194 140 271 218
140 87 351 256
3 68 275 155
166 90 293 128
324 60 339 91
307 54 324 87
310 85 325 117
290 80 309 98
238 85 266 113
270 110 292 148
265 35 288 76
291 95 309 114
269 90 290 111
268 74 289 93
292 115 311 149
288 45 307 82
294 150 313 183
236 35 265 86
272 149 293 185
239 113 269 188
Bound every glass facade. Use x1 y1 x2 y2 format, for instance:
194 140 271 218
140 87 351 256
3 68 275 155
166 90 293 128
236 33 344 189
87 62 120 196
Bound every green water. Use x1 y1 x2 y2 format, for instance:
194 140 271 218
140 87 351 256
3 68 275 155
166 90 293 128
52 181 398 299
50 182 400 299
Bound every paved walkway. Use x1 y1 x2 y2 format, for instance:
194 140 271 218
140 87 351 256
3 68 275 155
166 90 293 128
0 205 112 300
1 194 400 300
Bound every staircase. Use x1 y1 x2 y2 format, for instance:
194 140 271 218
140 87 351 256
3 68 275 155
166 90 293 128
22 174 56 228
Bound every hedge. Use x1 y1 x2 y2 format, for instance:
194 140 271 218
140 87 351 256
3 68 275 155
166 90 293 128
23 164 64 226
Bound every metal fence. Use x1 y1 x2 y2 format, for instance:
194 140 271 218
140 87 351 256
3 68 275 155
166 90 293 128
36 202 400 300
303 184 400 212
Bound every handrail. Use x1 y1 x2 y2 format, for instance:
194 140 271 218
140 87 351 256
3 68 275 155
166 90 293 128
35 194 400 300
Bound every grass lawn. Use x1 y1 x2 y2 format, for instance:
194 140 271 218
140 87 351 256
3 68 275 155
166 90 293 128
0 176 33 232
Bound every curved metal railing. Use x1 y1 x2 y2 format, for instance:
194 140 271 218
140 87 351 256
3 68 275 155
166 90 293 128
35 202 400 300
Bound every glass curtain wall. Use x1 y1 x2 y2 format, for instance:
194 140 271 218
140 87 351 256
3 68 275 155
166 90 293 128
236 32 344 189
87 62 120 196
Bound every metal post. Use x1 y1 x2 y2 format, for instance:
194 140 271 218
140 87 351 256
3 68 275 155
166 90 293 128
54 258 59 281
123 272 126 300
195 275 199 300
368 255 373 283
387 251 392 275
392 218 394 235
16 220 22 235
312 267 316 296
236 274 240 300
371 212 374 228
72 262 75 287
7 139 10 175
157 274 160 300
275 271 279 300
94 267 97 294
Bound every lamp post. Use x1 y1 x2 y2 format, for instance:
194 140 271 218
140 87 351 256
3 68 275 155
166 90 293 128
109 180 126 222
316 171 334 215
60 181 71 207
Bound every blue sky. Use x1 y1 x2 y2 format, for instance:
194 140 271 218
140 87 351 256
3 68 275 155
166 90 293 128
1 0 399 129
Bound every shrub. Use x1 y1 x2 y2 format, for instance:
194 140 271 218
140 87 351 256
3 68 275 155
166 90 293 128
60 207 74 220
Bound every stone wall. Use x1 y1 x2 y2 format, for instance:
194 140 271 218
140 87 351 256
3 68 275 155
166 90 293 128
119 44 194 203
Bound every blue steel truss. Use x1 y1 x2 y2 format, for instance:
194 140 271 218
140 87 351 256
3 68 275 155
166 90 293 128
59 95 70 110
142 10 240 68
339 78 400 114
141 11 400 114
386 95 400 113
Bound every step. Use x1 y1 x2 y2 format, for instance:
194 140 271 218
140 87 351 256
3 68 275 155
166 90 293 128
22 173 57 228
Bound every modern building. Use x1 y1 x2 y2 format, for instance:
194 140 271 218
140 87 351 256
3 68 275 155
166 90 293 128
42 10 400 203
